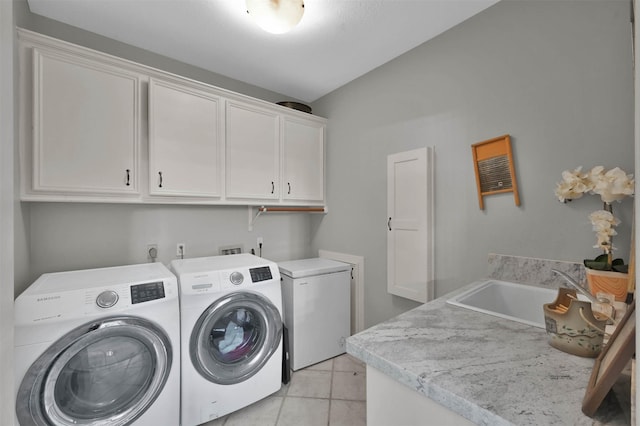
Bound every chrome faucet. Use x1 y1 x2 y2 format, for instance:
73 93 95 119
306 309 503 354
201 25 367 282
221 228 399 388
551 269 600 304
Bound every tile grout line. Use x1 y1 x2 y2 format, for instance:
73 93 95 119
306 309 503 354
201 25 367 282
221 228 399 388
274 368 291 426
212 355 366 426
327 359 335 426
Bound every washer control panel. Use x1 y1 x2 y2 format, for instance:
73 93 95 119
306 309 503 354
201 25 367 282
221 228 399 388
130 281 166 304
250 266 273 283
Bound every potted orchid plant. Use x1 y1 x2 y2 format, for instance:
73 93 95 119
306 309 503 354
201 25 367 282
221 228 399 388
555 166 634 301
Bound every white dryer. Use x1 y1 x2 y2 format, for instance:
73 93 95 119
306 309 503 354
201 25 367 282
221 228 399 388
170 253 283 426
14 263 180 426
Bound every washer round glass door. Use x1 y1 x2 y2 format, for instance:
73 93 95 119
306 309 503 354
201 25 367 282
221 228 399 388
16 316 172 426
190 291 282 385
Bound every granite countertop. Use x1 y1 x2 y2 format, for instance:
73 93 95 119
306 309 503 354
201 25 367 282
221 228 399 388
346 280 631 426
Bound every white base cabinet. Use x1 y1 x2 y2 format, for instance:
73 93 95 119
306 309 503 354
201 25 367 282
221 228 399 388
18 29 326 207
367 366 474 426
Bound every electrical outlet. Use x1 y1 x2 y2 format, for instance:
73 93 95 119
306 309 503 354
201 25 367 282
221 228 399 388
257 237 263 246
176 243 185 258
147 244 158 262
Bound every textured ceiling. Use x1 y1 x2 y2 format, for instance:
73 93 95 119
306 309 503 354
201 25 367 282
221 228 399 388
26 0 500 102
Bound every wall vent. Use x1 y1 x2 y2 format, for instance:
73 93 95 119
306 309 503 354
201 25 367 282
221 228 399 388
219 245 243 255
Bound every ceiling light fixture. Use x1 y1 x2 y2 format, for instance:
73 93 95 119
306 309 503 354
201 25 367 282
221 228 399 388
246 0 304 34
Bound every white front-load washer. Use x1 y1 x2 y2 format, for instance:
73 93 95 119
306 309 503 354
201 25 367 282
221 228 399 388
170 253 283 426
14 263 180 426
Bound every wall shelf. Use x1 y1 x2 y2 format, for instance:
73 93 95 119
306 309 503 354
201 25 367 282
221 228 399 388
248 205 326 231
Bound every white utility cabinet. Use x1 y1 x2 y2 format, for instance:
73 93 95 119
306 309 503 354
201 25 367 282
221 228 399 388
148 78 222 198
28 47 141 196
282 117 325 203
278 258 351 371
387 147 435 303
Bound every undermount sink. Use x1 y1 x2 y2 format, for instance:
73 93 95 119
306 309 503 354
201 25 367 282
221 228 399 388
446 280 561 328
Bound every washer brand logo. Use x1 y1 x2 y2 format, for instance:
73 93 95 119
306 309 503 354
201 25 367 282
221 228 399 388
37 295 61 302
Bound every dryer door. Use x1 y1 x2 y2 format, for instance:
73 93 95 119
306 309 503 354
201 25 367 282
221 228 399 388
16 316 172 426
190 291 282 385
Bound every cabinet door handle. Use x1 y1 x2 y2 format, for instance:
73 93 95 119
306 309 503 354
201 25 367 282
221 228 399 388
158 171 163 188
125 169 130 186
287 182 291 195
271 181 274 194
388 217 392 231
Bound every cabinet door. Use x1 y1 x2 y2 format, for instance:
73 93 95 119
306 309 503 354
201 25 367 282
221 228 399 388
282 117 325 203
32 48 140 195
225 101 279 200
387 147 434 303
149 79 221 197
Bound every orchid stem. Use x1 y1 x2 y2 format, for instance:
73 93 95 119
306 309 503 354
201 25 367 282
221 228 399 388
604 202 613 269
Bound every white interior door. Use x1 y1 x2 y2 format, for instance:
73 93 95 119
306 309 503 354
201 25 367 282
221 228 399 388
387 147 434 303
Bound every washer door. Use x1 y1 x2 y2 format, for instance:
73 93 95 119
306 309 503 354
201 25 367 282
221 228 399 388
190 291 282 385
16 316 172 426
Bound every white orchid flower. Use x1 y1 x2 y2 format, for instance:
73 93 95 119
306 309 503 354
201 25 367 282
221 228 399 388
556 166 633 266
589 210 620 254
554 167 590 202
589 166 635 204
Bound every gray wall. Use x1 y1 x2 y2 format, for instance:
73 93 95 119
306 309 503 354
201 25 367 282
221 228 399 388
24 203 312 294
13 0 314 295
14 0 297 104
310 0 635 327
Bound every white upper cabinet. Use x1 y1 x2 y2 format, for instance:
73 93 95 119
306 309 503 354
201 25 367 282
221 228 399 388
148 78 222 198
225 101 280 200
19 29 327 207
282 117 325 203
29 47 141 197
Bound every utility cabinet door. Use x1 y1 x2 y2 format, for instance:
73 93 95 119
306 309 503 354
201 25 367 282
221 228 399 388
387 147 434 303
148 78 222 197
225 101 280 200
282 117 325 203
32 48 140 195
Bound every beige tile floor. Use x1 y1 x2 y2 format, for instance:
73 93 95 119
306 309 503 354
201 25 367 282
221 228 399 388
203 353 366 426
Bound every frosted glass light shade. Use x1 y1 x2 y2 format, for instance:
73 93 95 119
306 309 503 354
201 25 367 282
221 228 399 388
246 0 304 34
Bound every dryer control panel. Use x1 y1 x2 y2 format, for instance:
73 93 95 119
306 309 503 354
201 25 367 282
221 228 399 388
171 253 281 295
219 265 278 290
